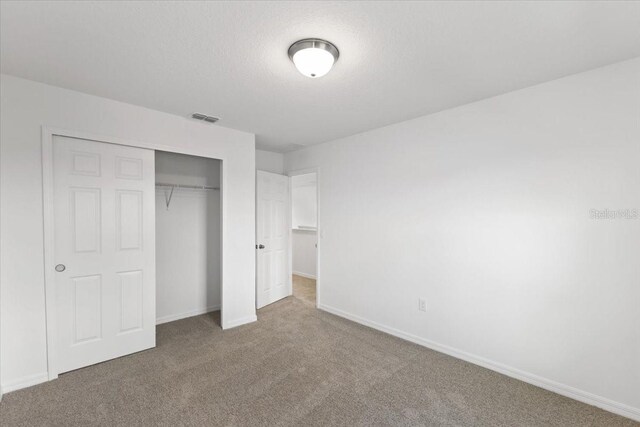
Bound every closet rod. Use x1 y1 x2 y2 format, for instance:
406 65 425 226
156 182 219 190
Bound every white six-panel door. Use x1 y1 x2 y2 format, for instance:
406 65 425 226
53 136 155 373
256 171 290 308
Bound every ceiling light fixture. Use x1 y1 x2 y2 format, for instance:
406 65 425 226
288 38 339 78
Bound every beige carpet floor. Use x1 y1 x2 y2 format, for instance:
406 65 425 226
1 282 636 426
292 274 316 306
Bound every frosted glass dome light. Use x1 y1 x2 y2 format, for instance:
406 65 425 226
288 39 339 78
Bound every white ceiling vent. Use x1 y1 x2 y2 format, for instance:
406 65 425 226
191 113 219 123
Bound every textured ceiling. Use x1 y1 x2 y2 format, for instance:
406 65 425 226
2 1 640 152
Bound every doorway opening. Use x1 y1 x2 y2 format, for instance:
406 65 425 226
290 172 318 307
155 151 222 328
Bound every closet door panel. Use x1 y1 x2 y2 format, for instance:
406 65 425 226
53 135 155 374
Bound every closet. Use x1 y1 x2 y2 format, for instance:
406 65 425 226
155 151 222 325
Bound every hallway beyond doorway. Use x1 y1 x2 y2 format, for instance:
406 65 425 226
292 274 316 306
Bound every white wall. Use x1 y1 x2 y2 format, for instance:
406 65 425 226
0 75 257 393
284 58 640 419
292 230 317 279
291 173 317 229
155 152 221 324
256 149 284 174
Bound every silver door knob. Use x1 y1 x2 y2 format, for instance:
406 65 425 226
55 264 66 272
258 244 265 249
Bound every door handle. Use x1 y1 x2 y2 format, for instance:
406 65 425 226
55 264 66 272
256 244 265 249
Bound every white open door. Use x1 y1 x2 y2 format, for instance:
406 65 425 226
256 170 290 308
52 136 156 373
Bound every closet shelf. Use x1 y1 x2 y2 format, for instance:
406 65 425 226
156 182 219 191
293 226 317 231
156 182 219 210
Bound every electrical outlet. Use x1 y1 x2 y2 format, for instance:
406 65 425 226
418 298 427 312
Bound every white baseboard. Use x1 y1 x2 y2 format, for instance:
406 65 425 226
223 314 257 330
293 271 317 280
156 305 220 325
1 372 49 394
318 303 640 422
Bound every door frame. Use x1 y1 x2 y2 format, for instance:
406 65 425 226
287 167 321 308
41 126 226 381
